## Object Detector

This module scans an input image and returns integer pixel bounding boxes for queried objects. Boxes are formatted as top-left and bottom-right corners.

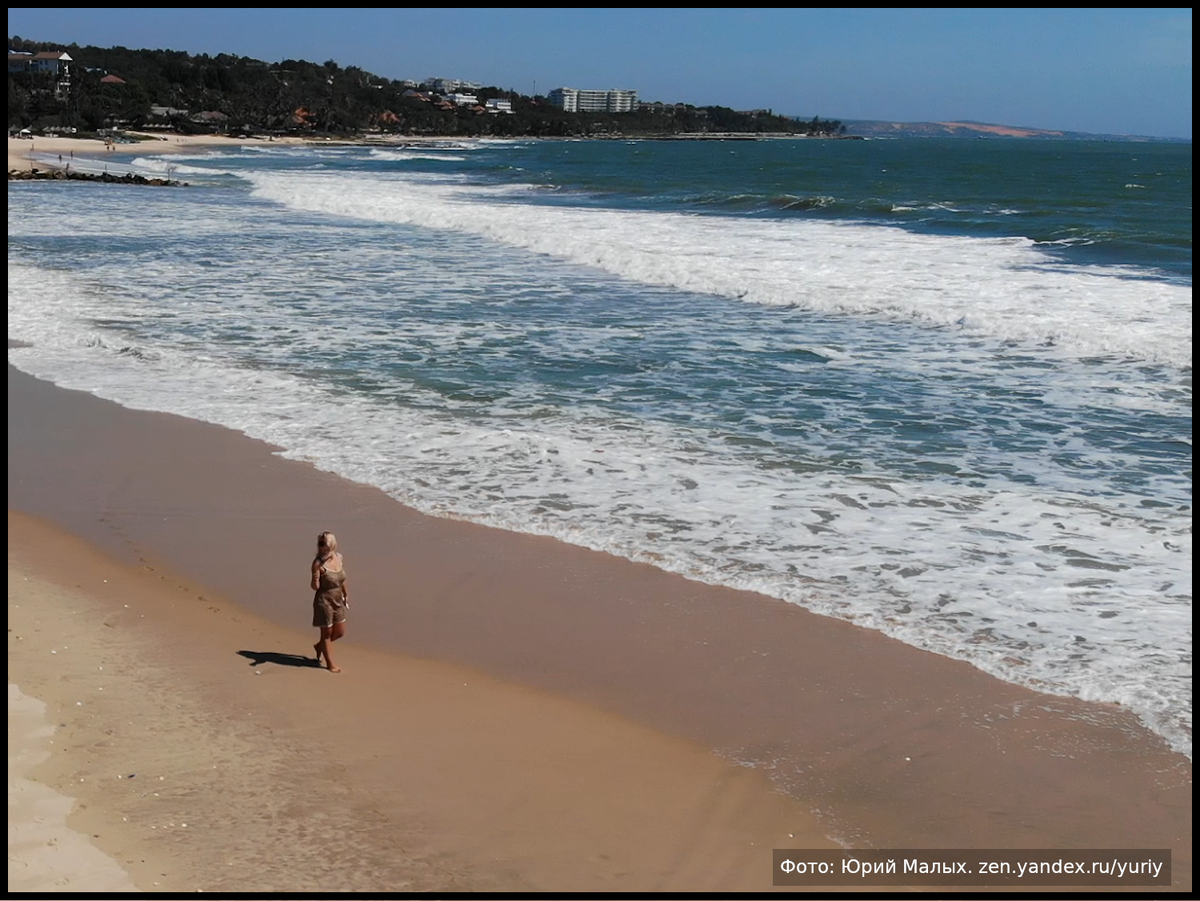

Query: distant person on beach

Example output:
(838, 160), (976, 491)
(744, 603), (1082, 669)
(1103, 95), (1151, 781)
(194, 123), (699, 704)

(311, 531), (349, 672)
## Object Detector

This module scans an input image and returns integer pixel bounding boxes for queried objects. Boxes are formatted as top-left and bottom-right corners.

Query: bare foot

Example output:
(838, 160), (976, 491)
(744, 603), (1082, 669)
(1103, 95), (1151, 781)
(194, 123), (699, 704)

(327, 664), (342, 673)
(313, 643), (323, 663)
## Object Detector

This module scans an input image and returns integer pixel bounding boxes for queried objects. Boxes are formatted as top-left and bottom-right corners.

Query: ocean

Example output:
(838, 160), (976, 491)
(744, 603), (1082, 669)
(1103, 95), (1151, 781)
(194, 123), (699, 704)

(8, 136), (1192, 759)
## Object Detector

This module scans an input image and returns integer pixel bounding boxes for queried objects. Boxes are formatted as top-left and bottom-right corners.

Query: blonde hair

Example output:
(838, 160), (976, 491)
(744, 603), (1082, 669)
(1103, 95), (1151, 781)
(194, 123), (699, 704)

(317, 531), (338, 554)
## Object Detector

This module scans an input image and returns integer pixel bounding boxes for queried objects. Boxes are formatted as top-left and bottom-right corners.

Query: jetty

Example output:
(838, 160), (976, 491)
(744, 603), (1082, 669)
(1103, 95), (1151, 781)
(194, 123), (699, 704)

(8, 167), (186, 186)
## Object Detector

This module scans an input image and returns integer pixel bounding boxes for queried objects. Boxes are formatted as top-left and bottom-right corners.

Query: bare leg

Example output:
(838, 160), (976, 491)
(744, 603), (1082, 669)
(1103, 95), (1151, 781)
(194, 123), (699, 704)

(320, 625), (341, 673)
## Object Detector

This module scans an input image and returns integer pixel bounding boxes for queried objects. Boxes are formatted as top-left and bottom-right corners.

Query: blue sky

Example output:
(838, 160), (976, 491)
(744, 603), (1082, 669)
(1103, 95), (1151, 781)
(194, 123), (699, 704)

(8, 8), (1192, 138)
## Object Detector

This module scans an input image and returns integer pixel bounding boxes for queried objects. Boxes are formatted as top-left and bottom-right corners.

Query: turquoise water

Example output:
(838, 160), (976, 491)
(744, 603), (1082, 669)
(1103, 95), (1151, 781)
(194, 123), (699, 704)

(8, 137), (1192, 756)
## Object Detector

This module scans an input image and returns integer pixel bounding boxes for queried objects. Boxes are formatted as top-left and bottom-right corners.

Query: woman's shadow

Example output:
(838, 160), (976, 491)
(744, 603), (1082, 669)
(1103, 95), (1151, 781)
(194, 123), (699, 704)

(237, 650), (321, 669)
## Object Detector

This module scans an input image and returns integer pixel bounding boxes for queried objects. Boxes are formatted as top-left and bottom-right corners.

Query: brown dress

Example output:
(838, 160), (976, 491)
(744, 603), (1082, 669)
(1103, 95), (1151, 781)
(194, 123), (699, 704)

(312, 561), (347, 628)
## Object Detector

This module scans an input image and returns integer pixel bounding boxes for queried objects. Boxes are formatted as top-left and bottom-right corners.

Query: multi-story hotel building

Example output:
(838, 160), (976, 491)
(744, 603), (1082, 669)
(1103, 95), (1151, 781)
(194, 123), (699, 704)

(548, 87), (638, 113)
(426, 77), (483, 94)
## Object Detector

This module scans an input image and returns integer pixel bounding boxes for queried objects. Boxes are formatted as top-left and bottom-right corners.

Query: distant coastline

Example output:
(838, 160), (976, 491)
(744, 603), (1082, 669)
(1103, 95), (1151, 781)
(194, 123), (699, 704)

(842, 118), (1190, 142)
(5, 130), (870, 178)
(8, 126), (1180, 185)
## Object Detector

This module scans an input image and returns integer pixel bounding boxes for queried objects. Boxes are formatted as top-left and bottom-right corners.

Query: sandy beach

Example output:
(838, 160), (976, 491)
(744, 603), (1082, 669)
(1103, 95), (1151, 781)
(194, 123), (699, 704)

(7, 132), (287, 174)
(11, 508), (842, 892)
(6, 359), (1192, 892)
(8, 682), (141, 893)
(8, 130), (328, 173)
(7, 131), (467, 175)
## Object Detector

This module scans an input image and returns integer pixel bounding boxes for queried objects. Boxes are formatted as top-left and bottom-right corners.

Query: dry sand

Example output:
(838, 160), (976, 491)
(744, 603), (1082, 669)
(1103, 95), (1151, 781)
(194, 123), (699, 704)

(8, 683), (140, 892)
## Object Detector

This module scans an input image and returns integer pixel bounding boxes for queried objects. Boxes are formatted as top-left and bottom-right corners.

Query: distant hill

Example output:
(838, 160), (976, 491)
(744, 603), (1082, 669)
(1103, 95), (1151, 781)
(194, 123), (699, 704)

(841, 119), (1186, 143)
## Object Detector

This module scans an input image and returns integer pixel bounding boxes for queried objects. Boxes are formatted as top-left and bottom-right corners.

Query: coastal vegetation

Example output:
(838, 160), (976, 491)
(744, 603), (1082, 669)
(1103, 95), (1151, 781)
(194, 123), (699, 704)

(7, 37), (844, 138)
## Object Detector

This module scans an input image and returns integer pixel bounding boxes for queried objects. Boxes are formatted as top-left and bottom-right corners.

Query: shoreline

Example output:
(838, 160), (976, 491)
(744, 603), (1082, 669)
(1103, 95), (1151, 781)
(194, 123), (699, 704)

(6, 363), (1192, 890)
(7, 132), (286, 173)
(7, 130), (847, 174)
(8, 132), (450, 174)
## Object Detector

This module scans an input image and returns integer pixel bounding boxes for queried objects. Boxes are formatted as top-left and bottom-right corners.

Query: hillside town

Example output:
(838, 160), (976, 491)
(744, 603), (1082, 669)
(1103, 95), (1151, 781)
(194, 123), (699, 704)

(8, 42), (841, 139)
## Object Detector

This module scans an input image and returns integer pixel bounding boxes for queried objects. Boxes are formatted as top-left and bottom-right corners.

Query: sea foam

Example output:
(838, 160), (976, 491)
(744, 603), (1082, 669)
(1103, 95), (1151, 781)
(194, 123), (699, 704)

(243, 169), (1193, 369)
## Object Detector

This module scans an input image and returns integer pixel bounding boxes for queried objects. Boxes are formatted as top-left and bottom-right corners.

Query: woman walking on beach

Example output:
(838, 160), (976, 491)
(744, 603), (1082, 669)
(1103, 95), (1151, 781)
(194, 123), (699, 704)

(311, 531), (349, 672)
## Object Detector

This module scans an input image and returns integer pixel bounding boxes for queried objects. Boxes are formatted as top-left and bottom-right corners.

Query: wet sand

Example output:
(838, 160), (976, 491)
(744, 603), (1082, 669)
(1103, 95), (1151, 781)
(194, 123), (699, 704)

(7, 363), (1192, 891)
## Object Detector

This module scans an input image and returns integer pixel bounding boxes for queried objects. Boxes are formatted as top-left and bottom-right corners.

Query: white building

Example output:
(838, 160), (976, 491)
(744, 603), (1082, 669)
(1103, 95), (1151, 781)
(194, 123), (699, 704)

(548, 87), (638, 113)
(8, 50), (72, 76)
(485, 98), (514, 114)
(427, 77), (482, 94)
(444, 93), (479, 107)
(9, 51), (73, 100)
